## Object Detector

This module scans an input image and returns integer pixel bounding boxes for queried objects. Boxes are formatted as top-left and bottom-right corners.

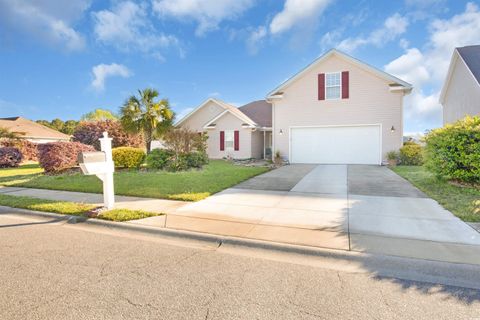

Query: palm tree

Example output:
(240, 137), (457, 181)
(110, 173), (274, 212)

(120, 88), (174, 152)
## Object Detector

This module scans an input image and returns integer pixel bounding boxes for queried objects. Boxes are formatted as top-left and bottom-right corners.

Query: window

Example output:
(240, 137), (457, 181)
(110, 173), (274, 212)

(225, 130), (234, 149)
(325, 72), (341, 99)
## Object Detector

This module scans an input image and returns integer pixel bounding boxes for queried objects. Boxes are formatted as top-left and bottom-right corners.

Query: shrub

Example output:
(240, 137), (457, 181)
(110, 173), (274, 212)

(73, 120), (143, 151)
(146, 149), (174, 169)
(112, 147), (146, 168)
(184, 152), (208, 168)
(38, 141), (94, 173)
(164, 128), (207, 155)
(0, 139), (38, 161)
(424, 115), (480, 183)
(399, 142), (423, 165)
(0, 147), (23, 168)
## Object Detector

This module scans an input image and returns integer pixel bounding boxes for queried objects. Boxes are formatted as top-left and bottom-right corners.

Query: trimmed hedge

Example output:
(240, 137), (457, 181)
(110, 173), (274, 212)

(112, 147), (146, 168)
(424, 115), (480, 183)
(0, 139), (38, 161)
(146, 149), (208, 171)
(38, 141), (94, 173)
(0, 147), (23, 168)
(399, 142), (423, 165)
(73, 120), (143, 150)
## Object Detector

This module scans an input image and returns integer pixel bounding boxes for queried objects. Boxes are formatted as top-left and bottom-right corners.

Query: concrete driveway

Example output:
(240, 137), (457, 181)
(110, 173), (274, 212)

(172, 164), (480, 264)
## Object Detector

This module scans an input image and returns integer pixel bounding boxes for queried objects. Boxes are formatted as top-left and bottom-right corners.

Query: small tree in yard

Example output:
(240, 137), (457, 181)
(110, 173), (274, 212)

(73, 120), (143, 150)
(120, 88), (174, 152)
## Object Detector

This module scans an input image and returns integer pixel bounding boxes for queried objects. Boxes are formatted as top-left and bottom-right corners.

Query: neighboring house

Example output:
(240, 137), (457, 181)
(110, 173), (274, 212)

(176, 48), (412, 164)
(0, 116), (70, 143)
(440, 45), (480, 125)
(176, 99), (272, 159)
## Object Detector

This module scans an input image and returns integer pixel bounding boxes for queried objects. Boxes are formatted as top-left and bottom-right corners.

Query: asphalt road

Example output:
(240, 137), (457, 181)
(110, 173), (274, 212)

(1, 212), (480, 320)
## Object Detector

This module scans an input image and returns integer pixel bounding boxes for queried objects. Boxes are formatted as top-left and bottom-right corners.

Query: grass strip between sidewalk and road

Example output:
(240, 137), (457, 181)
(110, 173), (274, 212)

(391, 166), (480, 223)
(0, 194), (160, 222)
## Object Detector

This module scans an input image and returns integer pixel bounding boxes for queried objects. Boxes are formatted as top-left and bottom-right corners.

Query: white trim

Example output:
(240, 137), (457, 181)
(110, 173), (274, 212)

(175, 97), (257, 128)
(202, 110), (228, 129)
(266, 49), (412, 99)
(288, 123), (383, 165)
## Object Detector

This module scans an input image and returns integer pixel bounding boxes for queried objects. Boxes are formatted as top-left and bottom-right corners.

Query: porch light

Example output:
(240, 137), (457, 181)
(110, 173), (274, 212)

(391, 126), (395, 132)
(279, 129), (283, 135)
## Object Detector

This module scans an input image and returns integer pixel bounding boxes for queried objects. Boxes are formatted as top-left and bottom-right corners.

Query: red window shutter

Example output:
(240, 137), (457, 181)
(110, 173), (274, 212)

(234, 131), (239, 151)
(342, 71), (349, 99)
(220, 131), (225, 151)
(318, 73), (325, 100)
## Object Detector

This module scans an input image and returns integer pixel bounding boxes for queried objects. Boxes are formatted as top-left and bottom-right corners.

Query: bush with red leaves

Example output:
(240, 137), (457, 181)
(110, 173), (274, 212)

(73, 120), (143, 151)
(0, 139), (38, 161)
(38, 142), (94, 173)
(0, 147), (23, 168)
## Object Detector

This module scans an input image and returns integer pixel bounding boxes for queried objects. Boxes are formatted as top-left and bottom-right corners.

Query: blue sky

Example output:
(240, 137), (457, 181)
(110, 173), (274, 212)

(1, 0), (479, 134)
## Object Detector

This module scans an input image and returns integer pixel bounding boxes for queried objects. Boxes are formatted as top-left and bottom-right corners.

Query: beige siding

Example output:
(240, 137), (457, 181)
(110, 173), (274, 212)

(179, 100), (225, 130)
(251, 130), (264, 159)
(273, 54), (404, 162)
(443, 58), (480, 124)
(205, 113), (253, 159)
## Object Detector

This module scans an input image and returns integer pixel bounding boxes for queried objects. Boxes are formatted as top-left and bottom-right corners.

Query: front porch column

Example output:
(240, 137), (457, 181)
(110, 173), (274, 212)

(263, 130), (266, 159)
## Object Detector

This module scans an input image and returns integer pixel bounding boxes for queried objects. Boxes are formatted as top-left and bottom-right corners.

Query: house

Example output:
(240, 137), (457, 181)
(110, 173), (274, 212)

(176, 99), (272, 159)
(176, 49), (412, 164)
(440, 45), (480, 125)
(0, 116), (70, 143)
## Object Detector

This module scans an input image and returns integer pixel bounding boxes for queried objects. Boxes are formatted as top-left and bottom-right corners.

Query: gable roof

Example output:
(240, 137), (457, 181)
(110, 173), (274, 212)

(457, 45), (480, 84)
(440, 45), (480, 104)
(0, 116), (70, 140)
(266, 48), (412, 99)
(175, 98), (257, 128)
(238, 100), (272, 128)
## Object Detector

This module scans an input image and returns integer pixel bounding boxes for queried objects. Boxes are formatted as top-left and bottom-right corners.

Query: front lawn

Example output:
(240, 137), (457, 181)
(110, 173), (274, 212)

(0, 160), (269, 201)
(391, 166), (480, 222)
(0, 194), (158, 221)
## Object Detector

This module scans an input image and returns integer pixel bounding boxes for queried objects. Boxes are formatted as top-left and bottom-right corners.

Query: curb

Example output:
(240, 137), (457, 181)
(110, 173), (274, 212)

(0, 205), (358, 260)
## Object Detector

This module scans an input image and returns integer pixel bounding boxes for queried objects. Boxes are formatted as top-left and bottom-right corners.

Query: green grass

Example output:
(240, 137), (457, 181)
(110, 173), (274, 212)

(0, 160), (269, 201)
(391, 166), (480, 222)
(0, 194), (95, 216)
(99, 209), (158, 222)
(0, 194), (159, 222)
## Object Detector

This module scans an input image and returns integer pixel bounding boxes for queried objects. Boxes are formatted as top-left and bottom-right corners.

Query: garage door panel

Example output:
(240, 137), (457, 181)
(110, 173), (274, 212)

(290, 126), (381, 164)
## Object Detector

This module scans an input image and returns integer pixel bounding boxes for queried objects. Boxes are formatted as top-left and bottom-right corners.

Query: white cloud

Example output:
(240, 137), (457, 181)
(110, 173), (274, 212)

(338, 13), (409, 52)
(175, 107), (194, 122)
(91, 63), (131, 92)
(152, 0), (254, 36)
(0, 0), (88, 51)
(92, 1), (180, 57)
(385, 2), (480, 130)
(270, 0), (332, 35)
(246, 26), (267, 54)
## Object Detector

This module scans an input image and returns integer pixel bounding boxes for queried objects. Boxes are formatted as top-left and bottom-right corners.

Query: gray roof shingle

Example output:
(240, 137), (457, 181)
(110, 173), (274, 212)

(238, 100), (272, 127)
(457, 45), (480, 84)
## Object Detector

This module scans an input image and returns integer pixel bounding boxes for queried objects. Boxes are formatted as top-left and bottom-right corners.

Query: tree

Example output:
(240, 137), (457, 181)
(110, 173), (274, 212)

(120, 88), (174, 152)
(0, 126), (22, 140)
(61, 120), (79, 135)
(36, 120), (53, 128)
(50, 118), (65, 132)
(81, 109), (118, 121)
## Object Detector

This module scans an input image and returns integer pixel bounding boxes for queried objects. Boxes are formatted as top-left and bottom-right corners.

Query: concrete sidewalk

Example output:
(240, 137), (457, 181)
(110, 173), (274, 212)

(0, 186), (186, 214)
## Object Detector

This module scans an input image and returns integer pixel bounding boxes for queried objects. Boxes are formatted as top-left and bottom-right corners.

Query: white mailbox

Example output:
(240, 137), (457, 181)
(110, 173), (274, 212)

(77, 132), (115, 209)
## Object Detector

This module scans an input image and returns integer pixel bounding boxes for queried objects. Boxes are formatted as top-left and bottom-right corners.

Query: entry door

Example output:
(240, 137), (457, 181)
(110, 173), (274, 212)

(290, 125), (381, 164)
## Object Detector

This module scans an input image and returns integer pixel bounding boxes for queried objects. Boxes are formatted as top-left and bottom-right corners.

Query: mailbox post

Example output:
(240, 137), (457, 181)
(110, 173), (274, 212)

(78, 132), (115, 209)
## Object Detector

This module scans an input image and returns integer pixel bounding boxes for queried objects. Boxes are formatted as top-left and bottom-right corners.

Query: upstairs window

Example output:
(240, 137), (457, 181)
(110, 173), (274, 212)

(325, 72), (341, 100)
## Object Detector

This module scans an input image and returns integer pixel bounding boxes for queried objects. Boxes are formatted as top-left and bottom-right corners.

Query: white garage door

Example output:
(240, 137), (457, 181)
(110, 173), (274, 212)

(290, 125), (381, 164)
